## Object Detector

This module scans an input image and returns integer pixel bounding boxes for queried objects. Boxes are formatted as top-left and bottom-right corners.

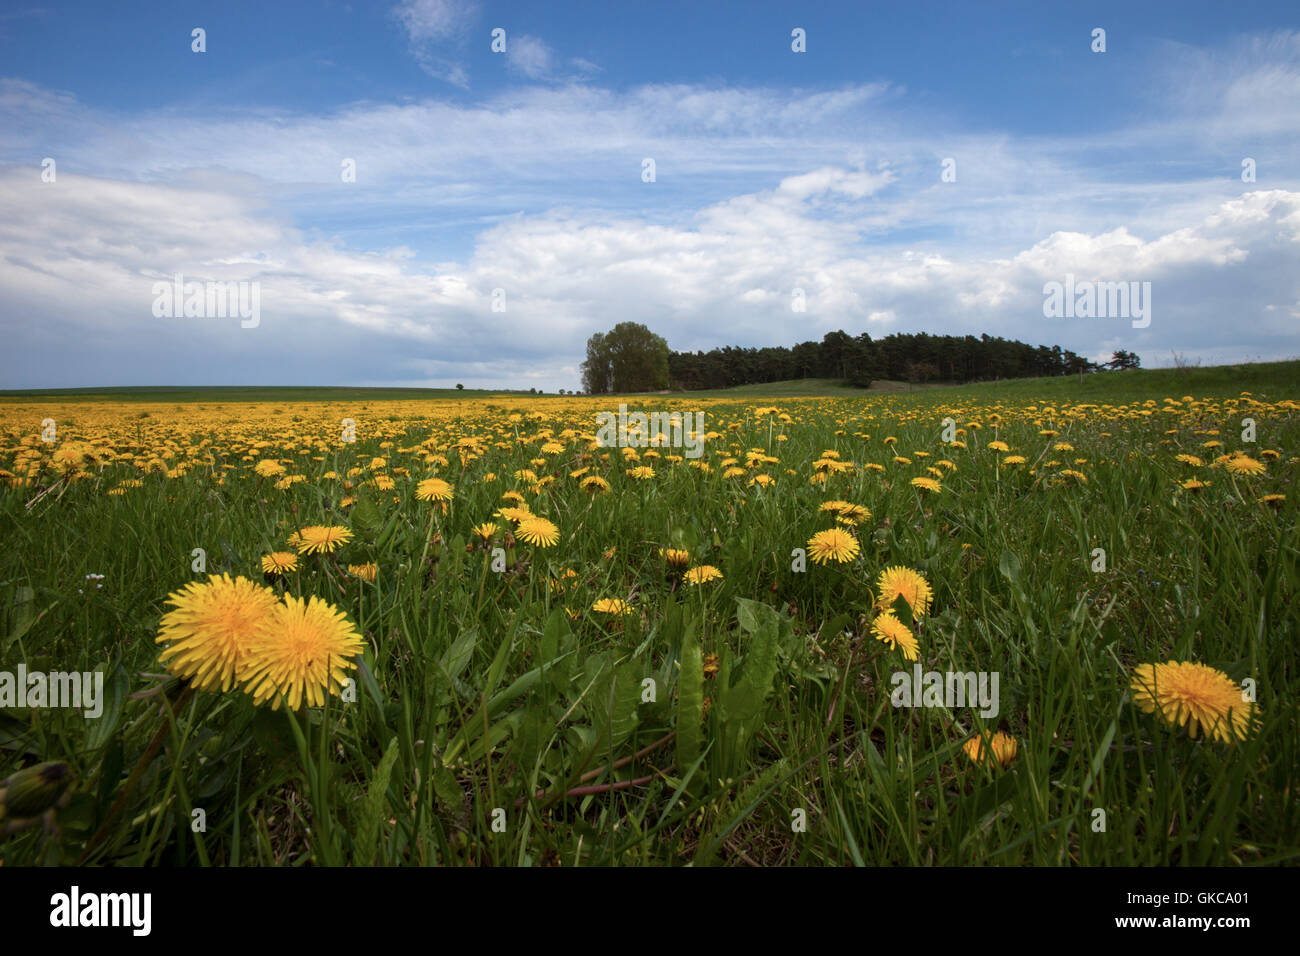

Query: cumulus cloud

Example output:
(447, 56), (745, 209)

(1, 162), (1296, 389)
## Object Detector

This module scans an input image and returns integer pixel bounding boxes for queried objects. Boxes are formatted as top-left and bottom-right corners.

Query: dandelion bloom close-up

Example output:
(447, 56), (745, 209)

(875, 566), (932, 617)
(1223, 456), (1266, 477)
(294, 525), (354, 555)
(806, 528), (860, 565)
(870, 611), (919, 660)
(1130, 661), (1256, 742)
(684, 565), (723, 585)
(415, 477), (455, 501)
(242, 595), (366, 711)
(155, 574), (280, 692)
(261, 552), (298, 575)
(516, 515), (560, 547)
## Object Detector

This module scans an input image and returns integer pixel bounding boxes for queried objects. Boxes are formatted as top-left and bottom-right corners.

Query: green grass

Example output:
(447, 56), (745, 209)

(0, 367), (1297, 866)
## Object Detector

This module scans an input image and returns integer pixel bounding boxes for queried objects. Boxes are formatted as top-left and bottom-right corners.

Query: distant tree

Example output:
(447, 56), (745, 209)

(1106, 349), (1141, 370)
(456, 383), (464, 390)
(581, 321), (670, 393)
(582, 331), (612, 394)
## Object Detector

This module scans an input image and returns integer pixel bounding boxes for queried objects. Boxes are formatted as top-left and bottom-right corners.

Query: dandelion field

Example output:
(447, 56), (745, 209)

(1, 372), (1298, 867)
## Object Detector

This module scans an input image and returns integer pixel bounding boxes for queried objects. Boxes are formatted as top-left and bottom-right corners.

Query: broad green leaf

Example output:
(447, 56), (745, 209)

(351, 491), (383, 535)
(675, 628), (704, 774)
(734, 596), (774, 634)
(998, 549), (1022, 586)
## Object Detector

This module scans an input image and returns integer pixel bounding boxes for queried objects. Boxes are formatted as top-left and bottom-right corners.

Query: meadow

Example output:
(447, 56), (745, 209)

(1, 367), (1297, 866)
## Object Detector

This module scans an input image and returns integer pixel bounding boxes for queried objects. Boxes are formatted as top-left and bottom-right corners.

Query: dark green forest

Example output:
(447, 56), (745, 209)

(668, 330), (1133, 390)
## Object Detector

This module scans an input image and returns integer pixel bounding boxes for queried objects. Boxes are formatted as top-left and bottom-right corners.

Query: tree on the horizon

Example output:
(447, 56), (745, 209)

(1106, 349), (1141, 370)
(581, 322), (670, 393)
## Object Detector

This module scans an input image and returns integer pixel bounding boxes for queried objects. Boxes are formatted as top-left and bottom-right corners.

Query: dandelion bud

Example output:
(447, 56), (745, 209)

(0, 761), (75, 822)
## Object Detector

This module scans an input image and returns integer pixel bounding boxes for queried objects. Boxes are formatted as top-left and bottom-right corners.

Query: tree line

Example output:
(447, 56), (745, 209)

(668, 331), (1137, 390)
(581, 323), (1138, 394)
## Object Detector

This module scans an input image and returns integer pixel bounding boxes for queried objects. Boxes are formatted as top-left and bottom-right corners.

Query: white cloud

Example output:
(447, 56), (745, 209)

(392, 0), (478, 86)
(1, 164), (1296, 389)
(506, 35), (555, 80)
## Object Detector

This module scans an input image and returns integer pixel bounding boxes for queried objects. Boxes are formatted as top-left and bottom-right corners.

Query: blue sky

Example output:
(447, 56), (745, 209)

(1, 0), (1297, 389)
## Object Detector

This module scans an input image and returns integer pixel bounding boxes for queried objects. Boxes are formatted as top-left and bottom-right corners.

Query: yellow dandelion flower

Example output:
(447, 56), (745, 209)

(495, 505), (533, 523)
(806, 528), (860, 565)
(870, 611), (919, 660)
(261, 552), (299, 576)
(1224, 456), (1266, 477)
(348, 562), (378, 582)
(516, 515), (560, 548)
(875, 566), (932, 617)
(243, 596), (366, 711)
(155, 574), (279, 692)
(910, 476), (942, 493)
(964, 731), (1018, 768)
(1130, 661), (1256, 742)
(415, 477), (454, 501)
(592, 598), (632, 615)
(684, 565), (723, 585)
(295, 525), (354, 555)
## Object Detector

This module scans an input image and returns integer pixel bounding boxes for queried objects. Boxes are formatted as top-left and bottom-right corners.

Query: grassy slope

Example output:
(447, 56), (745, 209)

(5, 360), (1296, 405)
